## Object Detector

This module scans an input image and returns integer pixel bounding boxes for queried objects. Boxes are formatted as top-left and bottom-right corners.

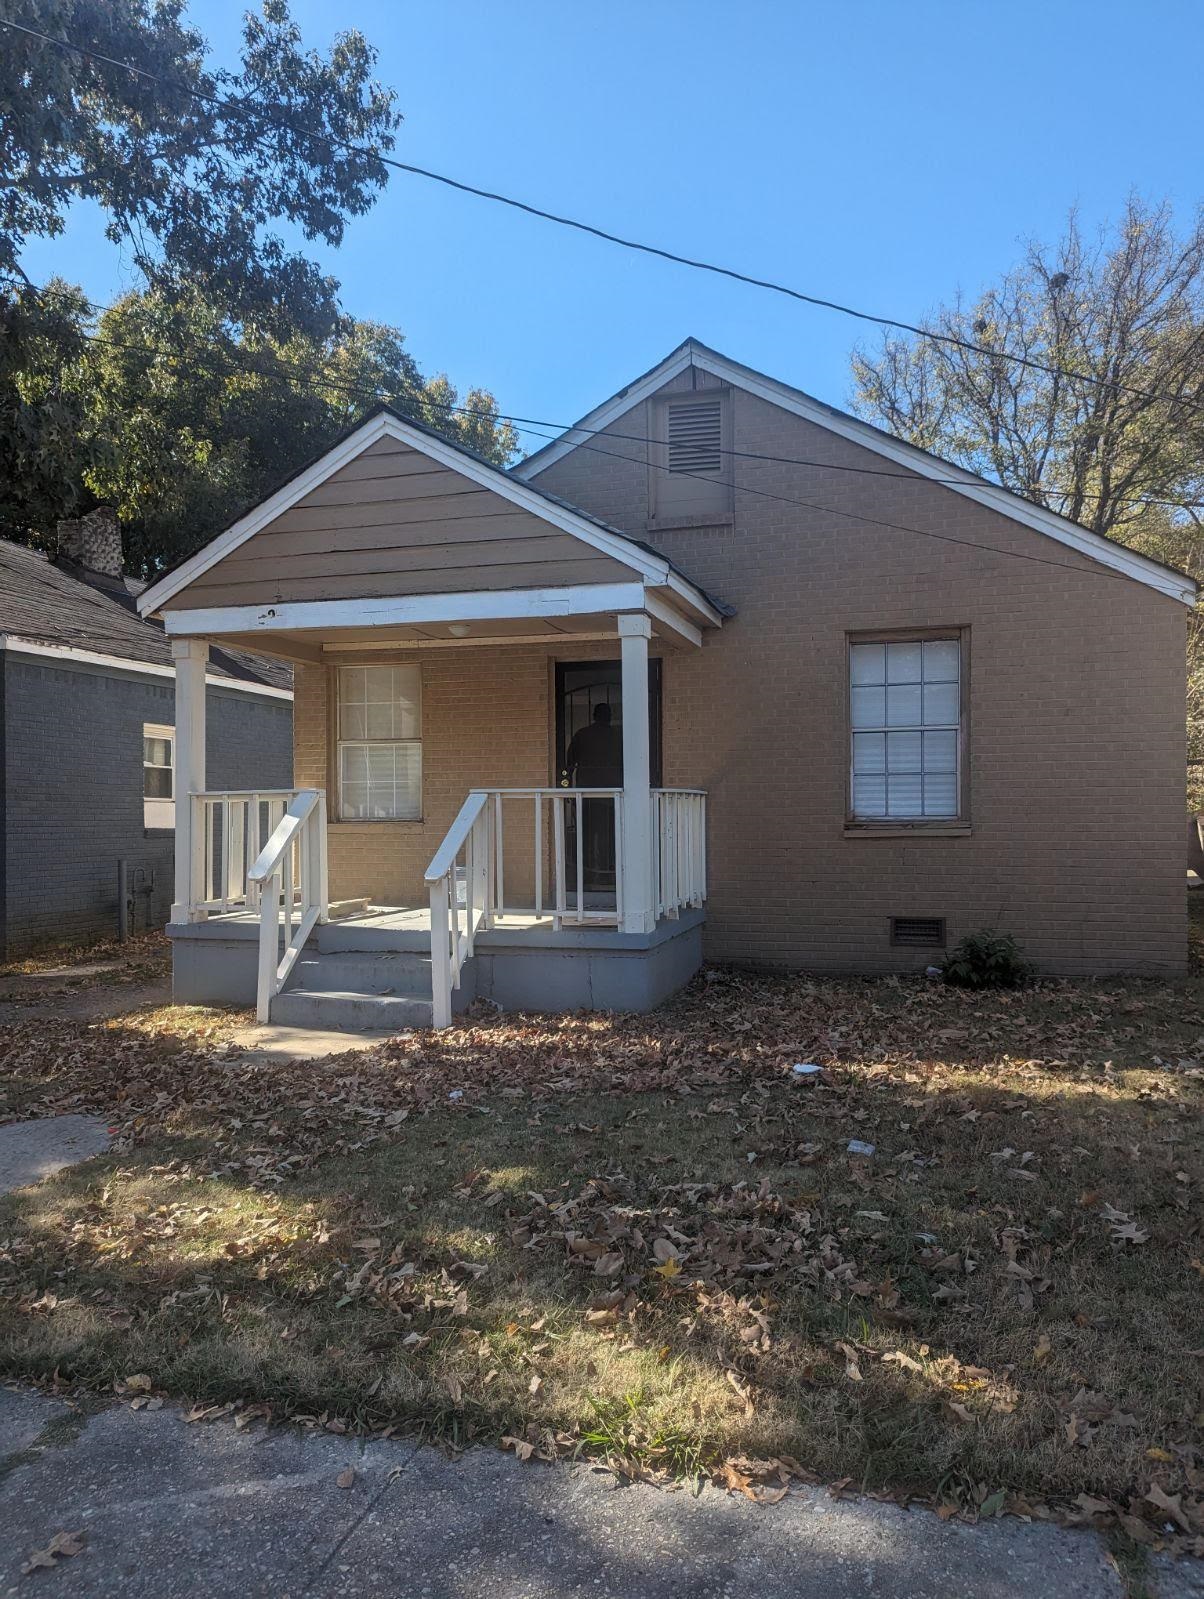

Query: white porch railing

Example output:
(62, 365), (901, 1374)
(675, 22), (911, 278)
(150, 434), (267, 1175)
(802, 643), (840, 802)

(246, 789), (329, 1022)
(424, 787), (626, 1028)
(653, 789), (707, 919)
(190, 790), (298, 913)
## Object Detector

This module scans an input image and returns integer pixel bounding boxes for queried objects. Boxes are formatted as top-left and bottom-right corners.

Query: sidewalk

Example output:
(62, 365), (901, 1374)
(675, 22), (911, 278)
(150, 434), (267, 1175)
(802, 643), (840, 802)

(2, 1390), (1201, 1599)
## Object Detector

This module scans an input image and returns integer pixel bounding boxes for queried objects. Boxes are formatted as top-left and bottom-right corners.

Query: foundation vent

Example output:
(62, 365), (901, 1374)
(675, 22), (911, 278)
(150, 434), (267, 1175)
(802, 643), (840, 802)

(890, 916), (946, 948)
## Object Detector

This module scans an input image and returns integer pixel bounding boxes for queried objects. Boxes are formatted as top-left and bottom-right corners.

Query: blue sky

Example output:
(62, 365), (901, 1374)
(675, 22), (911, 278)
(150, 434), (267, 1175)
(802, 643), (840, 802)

(20, 0), (1204, 448)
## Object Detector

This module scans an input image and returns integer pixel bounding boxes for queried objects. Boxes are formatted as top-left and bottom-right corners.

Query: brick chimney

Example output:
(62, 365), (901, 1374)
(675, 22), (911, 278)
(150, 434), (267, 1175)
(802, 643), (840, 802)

(56, 506), (124, 579)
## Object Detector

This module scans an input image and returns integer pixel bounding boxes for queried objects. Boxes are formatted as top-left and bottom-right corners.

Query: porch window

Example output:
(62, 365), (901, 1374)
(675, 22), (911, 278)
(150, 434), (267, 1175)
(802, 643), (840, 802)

(337, 665), (422, 821)
(143, 723), (174, 829)
(849, 637), (962, 821)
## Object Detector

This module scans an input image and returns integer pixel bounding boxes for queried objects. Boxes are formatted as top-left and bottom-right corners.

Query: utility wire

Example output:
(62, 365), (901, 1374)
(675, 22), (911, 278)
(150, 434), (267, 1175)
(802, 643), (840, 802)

(6, 272), (1203, 519)
(5, 16), (1204, 419)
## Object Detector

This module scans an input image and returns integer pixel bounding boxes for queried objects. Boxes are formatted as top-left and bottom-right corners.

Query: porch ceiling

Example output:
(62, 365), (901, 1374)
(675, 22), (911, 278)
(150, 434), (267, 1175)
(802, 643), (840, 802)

(199, 602), (698, 666)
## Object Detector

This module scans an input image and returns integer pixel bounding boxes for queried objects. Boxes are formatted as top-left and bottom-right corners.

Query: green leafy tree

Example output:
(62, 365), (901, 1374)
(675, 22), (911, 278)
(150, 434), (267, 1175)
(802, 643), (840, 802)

(0, 2), (517, 569)
(78, 288), (518, 576)
(1, 0), (399, 336)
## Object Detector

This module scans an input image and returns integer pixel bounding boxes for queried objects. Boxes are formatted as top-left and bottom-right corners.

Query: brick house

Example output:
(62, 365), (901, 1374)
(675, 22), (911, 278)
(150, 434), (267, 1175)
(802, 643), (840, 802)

(137, 341), (1196, 1030)
(0, 514), (293, 956)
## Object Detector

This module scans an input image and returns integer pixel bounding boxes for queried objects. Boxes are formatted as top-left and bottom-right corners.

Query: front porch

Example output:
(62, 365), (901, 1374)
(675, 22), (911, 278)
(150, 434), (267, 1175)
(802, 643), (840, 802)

(138, 405), (724, 1030)
(168, 776), (708, 1029)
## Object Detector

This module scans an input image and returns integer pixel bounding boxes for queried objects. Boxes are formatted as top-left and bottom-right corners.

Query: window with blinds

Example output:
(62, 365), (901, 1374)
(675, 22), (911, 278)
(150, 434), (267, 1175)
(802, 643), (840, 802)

(337, 664), (422, 820)
(849, 638), (962, 820)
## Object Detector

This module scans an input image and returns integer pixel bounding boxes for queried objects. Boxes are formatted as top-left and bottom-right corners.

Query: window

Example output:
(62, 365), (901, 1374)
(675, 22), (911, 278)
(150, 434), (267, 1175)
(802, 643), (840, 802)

(143, 723), (174, 828)
(649, 390), (732, 524)
(849, 637), (962, 821)
(337, 665), (422, 820)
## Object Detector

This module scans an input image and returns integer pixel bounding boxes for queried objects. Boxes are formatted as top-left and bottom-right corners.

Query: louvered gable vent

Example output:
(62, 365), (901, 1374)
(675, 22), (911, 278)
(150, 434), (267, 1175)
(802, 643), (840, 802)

(667, 398), (723, 476)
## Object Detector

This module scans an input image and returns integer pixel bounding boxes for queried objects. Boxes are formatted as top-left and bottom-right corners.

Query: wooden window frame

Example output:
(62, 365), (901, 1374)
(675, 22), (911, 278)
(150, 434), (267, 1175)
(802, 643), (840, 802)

(335, 663), (423, 823)
(844, 626), (971, 837)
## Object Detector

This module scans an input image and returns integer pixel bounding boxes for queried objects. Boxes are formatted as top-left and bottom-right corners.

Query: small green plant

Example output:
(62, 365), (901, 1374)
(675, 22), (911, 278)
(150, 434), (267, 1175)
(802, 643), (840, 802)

(940, 928), (1031, 989)
(576, 1391), (710, 1483)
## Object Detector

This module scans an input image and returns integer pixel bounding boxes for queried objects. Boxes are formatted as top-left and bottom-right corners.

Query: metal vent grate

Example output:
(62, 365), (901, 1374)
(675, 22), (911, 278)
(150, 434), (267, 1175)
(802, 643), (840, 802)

(890, 916), (946, 948)
(667, 398), (723, 475)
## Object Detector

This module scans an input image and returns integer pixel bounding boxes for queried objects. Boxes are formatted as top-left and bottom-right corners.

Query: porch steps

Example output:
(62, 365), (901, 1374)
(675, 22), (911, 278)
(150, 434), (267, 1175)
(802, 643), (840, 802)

(270, 945), (436, 1032)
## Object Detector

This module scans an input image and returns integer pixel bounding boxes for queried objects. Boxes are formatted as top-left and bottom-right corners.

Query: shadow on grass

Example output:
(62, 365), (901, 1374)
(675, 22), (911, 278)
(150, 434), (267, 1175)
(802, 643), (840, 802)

(0, 981), (1200, 1526)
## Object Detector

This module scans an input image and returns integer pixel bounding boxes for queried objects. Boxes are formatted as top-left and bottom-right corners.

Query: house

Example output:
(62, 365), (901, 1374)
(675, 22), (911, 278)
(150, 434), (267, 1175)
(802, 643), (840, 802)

(136, 340), (1197, 1030)
(0, 510), (293, 956)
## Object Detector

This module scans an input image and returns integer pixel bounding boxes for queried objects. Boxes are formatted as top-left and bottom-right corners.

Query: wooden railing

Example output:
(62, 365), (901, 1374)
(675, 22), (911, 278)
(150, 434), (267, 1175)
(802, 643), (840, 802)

(424, 787), (625, 1028)
(653, 789), (707, 919)
(190, 790), (297, 914)
(424, 791), (491, 1030)
(246, 789), (329, 1022)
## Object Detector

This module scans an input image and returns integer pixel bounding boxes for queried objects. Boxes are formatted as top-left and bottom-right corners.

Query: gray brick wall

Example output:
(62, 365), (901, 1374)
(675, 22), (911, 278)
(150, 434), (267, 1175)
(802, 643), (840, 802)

(1, 656), (292, 955)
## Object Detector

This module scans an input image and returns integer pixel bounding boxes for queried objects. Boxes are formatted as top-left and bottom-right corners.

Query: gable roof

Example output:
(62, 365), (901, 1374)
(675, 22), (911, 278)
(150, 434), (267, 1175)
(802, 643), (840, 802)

(0, 540), (293, 691)
(138, 405), (725, 624)
(514, 338), (1197, 607)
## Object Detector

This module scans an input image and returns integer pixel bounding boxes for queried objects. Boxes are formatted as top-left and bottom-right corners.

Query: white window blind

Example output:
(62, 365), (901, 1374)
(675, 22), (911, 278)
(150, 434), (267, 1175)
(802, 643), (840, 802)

(337, 665), (422, 820)
(850, 639), (960, 819)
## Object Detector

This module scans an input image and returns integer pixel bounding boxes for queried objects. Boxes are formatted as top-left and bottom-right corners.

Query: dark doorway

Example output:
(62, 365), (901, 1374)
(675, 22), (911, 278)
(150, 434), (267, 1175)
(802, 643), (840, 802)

(554, 660), (662, 891)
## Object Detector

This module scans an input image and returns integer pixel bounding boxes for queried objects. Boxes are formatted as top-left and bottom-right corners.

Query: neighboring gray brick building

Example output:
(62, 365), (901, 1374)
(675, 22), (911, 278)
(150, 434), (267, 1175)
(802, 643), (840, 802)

(0, 517), (292, 956)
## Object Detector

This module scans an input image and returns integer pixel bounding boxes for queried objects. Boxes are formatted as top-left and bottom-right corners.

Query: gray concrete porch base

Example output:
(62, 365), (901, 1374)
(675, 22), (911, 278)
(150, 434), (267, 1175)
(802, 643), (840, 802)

(167, 907), (704, 1020)
(472, 908), (704, 1013)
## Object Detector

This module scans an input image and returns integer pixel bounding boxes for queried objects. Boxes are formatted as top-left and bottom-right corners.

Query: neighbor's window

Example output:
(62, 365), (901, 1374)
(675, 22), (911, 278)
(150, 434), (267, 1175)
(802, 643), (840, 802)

(143, 723), (174, 829)
(337, 665), (422, 820)
(849, 638), (961, 820)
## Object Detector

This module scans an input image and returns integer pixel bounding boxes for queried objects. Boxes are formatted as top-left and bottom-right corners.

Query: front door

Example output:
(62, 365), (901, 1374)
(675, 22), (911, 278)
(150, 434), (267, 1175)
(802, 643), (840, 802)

(554, 661), (662, 891)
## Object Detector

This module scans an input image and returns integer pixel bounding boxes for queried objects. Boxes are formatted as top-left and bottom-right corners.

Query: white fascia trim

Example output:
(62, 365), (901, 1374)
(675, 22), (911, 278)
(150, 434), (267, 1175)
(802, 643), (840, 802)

(137, 411), (677, 616)
(0, 636), (293, 700)
(161, 582), (655, 637)
(516, 345), (1197, 606)
(643, 592), (702, 648)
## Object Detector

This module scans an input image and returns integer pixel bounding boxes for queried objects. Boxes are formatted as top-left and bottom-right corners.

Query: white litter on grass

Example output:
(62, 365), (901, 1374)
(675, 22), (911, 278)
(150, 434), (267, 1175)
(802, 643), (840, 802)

(791, 1063), (822, 1078)
(847, 1140), (876, 1158)
(448, 1089), (464, 1102)
(925, 966), (942, 977)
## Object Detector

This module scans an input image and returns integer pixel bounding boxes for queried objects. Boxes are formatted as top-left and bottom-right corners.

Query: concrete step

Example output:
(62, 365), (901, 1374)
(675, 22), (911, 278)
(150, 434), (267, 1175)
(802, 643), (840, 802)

(315, 921), (430, 954)
(269, 988), (433, 1032)
(287, 952), (433, 998)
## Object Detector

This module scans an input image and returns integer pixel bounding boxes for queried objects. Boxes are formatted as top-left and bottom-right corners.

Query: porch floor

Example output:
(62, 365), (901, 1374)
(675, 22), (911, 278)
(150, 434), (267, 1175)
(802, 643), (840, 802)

(203, 904), (618, 938)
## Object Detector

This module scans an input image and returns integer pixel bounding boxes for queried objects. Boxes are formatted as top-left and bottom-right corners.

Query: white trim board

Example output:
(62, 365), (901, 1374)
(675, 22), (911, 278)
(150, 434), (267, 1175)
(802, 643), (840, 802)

(159, 582), (703, 641)
(0, 636), (294, 700)
(513, 339), (1197, 607)
(135, 410), (720, 617)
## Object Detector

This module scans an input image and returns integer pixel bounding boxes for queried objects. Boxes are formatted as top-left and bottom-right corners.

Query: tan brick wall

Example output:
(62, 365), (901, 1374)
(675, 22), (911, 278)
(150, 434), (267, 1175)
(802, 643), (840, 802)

(293, 639), (662, 908)
(529, 380), (1188, 976)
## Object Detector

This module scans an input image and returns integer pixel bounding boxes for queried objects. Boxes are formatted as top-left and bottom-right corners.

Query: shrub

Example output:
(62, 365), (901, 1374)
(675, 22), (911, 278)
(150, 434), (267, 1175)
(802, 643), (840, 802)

(940, 929), (1031, 989)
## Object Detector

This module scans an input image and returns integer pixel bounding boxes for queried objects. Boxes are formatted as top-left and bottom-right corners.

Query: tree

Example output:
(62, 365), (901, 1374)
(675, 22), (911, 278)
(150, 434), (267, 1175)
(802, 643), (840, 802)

(851, 198), (1204, 539)
(0, 3), (517, 571)
(76, 288), (518, 577)
(1, 0), (400, 337)
(852, 198), (1204, 805)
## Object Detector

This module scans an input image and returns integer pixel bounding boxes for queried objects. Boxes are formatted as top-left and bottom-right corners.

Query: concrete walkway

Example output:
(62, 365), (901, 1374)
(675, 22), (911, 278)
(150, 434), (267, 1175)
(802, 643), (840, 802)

(1, 1391), (1200, 1599)
(0, 1113), (111, 1192)
(0, 977), (170, 1029)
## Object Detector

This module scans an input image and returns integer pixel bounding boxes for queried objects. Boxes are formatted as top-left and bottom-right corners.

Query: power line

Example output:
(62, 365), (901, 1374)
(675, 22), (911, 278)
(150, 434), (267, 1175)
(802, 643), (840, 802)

(515, 423), (1198, 592)
(6, 272), (1203, 519)
(5, 16), (1204, 420)
(9, 290), (1196, 591)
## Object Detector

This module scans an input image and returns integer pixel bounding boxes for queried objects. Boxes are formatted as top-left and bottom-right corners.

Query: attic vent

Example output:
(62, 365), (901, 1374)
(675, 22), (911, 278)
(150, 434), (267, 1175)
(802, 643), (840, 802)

(667, 398), (723, 475)
(890, 916), (946, 948)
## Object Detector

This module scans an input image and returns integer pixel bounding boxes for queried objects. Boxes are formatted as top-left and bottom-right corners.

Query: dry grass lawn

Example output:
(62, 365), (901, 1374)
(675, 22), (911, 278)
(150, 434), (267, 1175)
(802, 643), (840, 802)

(0, 951), (1201, 1555)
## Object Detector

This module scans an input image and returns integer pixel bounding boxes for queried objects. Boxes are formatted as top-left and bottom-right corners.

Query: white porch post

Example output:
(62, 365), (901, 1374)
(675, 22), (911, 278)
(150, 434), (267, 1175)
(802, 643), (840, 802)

(171, 638), (208, 923)
(618, 613), (655, 934)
